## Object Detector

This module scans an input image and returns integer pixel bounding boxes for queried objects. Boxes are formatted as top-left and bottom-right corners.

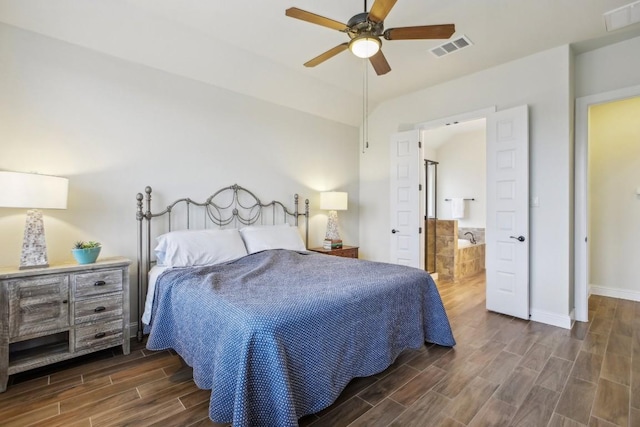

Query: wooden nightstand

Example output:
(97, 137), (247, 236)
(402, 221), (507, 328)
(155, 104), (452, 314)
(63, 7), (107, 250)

(309, 245), (359, 259)
(0, 257), (130, 392)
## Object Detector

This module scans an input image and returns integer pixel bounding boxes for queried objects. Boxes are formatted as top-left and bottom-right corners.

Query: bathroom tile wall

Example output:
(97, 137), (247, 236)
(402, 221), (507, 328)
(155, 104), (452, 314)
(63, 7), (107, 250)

(425, 219), (436, 272)
(435, 220), (457, 280)
(458, 227), (485, 244)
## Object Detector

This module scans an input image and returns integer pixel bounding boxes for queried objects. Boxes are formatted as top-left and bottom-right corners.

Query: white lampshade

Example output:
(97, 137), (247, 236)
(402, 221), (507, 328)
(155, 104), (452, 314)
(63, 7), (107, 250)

(0, 171), (69, 269)
(320, 192), (348, 211)
(349, 35), (381, 59)
(0, 171), (68, 209)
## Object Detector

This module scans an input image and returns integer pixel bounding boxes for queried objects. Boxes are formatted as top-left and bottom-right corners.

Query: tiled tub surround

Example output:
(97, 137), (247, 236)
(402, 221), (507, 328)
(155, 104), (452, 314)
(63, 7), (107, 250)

(455, 240), (485, 279)
(426, 220), (485, 281)
(456, 227), (485, 280)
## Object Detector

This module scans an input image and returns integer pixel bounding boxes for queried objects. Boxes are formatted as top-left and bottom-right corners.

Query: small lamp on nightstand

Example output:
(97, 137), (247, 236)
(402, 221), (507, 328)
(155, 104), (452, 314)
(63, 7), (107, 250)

(320, 191), (347, 249)
(0, 171), (69, 269)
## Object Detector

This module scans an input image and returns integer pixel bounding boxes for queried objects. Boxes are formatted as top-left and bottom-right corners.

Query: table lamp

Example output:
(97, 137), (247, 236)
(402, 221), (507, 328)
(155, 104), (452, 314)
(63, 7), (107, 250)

(0, 171), (69, 269)
(320, 191), (347, 249)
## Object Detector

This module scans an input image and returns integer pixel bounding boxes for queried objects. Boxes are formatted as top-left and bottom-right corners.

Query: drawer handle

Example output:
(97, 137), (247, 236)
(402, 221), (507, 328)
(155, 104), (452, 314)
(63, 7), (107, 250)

(62, 299), (68, 304)
(94, 280), (106, 286)
(94, 306), (106, 312)
(95, 332), (106, 339)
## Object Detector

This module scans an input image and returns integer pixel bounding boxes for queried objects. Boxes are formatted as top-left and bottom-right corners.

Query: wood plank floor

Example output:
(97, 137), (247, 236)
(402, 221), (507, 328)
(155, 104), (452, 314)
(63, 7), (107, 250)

(3, 272), (639, 426)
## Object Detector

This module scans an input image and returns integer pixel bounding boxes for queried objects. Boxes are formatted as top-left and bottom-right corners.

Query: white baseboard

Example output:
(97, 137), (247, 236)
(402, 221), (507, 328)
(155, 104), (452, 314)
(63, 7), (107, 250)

(530, 309), (572, 329)
(590, 285), (640, 302)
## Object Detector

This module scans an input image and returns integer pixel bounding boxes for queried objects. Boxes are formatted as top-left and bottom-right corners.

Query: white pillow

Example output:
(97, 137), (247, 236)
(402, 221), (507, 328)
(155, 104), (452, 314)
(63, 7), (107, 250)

(155, 229), (248, 267)
(239, 224), (306, 254)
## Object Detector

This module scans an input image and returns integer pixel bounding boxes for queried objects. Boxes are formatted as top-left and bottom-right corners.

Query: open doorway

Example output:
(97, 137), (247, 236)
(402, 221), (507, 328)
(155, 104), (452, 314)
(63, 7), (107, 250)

(575, 93), (640, 320)
(390, 105), (530, 319)
(421, 118), (487, 281)
(575, 87), (640, 321)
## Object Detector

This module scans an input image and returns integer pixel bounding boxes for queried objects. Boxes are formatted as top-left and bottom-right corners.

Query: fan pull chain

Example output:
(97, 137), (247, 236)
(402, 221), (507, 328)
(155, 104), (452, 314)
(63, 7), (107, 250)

(362, 0), (368, 153)
(362, 59), (369, 153)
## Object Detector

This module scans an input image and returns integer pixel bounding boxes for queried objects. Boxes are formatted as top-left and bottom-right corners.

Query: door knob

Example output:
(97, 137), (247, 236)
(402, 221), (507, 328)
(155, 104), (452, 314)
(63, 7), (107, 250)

(510, 235), (525, 242)
(391, 229), (399, 234)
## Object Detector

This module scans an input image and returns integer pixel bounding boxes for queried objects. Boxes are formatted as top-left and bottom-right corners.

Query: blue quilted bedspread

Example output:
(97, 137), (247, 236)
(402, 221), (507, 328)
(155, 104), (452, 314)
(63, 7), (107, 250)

(146, 250), (455, 427)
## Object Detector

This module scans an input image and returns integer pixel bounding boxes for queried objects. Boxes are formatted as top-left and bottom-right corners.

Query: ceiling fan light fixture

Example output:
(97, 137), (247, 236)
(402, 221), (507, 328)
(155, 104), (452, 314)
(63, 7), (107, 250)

(349, 35), (381, 58)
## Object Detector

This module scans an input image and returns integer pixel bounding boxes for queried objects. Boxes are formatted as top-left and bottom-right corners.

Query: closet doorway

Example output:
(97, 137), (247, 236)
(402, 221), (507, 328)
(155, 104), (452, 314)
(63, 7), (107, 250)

(575, 88), (640, 321)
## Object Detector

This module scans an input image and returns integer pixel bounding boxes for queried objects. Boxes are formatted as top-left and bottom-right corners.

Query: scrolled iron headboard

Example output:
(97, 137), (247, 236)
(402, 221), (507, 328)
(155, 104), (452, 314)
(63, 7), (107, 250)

(135, 184), (309, 341)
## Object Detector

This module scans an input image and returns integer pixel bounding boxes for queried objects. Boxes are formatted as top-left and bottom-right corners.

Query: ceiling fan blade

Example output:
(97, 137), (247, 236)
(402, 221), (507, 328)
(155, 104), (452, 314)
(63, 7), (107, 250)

(368, 0), (398, 23)
(304, 43), (350, 67)
(285, 7), (347, 32)
(369, 50), (391, 75)
(384, 24), (455, 40)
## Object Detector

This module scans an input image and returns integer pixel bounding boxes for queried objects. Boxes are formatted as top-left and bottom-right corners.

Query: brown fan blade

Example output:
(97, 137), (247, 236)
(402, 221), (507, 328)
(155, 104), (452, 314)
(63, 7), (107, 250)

(368, 0), (398, 23)
(285, 7), (347, 32)
(384, 24), (455, 40)
(304, 43), (349, 67)
(369, 50), (391, 76)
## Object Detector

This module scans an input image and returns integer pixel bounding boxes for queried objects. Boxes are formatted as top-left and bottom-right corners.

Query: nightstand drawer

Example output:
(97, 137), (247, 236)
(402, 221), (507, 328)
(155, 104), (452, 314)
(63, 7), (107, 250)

(335, 247), (358, 258)
(74, 319), (123, 352)
(308, 246), (359, 259)
(74, 294), (123, 324)
(73, 269), (123, 299)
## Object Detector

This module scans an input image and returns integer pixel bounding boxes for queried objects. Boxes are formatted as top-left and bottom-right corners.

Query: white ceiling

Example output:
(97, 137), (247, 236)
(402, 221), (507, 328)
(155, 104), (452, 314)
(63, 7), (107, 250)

(2, 0), (640, 126)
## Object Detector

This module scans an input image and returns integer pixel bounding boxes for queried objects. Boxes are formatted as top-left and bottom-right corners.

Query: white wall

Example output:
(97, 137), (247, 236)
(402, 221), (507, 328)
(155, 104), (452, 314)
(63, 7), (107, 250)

(588, 97), (640, 295)
(0, 24), (360, 322)
(433, 128), (486, 227)
(575, 36), (640, 98)
(359, 45), (573, 323)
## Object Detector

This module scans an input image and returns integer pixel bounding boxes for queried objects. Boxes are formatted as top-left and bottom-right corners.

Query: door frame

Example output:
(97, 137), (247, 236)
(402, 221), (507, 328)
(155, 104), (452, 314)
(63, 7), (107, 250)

(415, 107), (496, 131)
(574, 84), (640, 322)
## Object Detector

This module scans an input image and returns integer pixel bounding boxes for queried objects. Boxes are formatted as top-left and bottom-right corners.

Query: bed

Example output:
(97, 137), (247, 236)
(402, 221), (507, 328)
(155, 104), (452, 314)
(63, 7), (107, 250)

(136, 184), (455, 427)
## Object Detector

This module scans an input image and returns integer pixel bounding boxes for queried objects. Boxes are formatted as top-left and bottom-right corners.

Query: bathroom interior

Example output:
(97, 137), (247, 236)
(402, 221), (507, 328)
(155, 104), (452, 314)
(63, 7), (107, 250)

(423, 119), (486, 282)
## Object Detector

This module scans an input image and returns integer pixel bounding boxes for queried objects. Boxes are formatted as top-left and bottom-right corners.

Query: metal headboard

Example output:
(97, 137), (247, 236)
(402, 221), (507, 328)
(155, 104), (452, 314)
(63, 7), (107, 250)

(135, 184), (310, 341)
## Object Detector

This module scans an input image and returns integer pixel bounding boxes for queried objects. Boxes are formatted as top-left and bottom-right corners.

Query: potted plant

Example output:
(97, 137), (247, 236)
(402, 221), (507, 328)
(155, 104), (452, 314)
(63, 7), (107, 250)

(72, 241), (102, 264)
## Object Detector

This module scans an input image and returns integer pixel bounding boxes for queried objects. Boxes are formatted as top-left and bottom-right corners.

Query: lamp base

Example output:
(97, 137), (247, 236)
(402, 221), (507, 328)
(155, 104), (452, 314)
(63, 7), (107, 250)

(19, 209), (50, 270)
(324, 210), (343, 243)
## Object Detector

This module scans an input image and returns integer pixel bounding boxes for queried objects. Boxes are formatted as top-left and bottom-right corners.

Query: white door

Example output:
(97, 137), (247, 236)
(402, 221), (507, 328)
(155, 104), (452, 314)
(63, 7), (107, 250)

(389, 130), (422, 268)
(486, 105), (530, 319)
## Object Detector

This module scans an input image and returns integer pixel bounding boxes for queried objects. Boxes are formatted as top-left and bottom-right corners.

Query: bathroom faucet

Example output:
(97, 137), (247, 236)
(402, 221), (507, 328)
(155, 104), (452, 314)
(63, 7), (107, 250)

(464, 232), (477, 244)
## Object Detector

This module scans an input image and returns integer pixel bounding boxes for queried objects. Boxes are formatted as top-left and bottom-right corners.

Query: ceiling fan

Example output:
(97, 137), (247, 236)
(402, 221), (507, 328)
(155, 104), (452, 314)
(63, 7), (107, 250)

(285, 0), (455, 76)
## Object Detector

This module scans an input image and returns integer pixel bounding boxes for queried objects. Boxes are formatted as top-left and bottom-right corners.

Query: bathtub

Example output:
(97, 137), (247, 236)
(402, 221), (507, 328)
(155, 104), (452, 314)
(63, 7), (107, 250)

(458, 238), (475, 248)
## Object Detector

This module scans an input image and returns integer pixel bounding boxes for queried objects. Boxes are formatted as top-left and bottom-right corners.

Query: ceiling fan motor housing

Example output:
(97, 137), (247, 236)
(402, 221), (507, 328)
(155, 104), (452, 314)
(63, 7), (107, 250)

(346, 12), (384, 39)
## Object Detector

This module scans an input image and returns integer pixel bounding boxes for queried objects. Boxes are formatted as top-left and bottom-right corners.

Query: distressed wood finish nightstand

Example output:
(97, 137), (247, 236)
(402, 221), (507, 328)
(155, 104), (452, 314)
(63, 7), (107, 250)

(308, 246), (359, 259)
(0, 257), (130, 392)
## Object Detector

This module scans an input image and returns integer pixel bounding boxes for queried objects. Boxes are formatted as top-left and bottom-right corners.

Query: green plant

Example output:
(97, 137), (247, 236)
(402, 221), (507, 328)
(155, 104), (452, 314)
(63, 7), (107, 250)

(73, 241), (101, 250)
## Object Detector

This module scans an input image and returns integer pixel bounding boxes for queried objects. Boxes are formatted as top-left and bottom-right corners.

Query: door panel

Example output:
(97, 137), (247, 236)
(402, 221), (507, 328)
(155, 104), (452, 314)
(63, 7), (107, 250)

(389, 130), (422, 268)
(486, 105), (530, 319)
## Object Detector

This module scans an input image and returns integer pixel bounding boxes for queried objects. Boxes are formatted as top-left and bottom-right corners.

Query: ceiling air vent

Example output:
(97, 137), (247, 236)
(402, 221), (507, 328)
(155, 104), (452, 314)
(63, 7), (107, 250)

(430, 35), (473, 58)
(604, 0), (640, 32)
